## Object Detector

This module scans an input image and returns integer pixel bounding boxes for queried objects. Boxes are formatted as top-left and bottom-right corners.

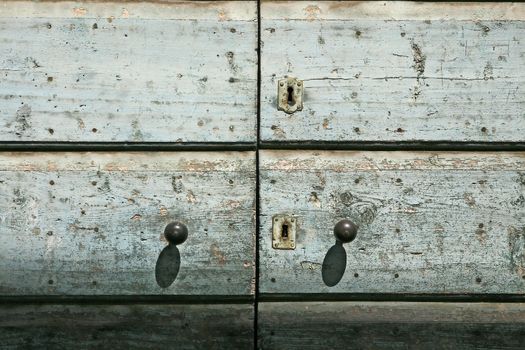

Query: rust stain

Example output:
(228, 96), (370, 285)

(223, 199), (241, 209)
(463, 193), (476, 207)
(73, 7), (88, 16)
(28, 0), (226, 5)
(179, 160), (224, 172)
(217, 8), (229, 21)
(475, 226), (487, 243)
(103, 163), (129, 172)
(308, 192), (321, 208)
(159, 206), (168, 216)
(130, 213), (142, 221)
(328, 1), (367, 11)
(186, 190), (197, 203)
(303, 5), (321, 21)
(395, 206), (417, 214)
(46, 162), (58, 171)
(210, 243), (226, 265)
(15, 164), (38, 171)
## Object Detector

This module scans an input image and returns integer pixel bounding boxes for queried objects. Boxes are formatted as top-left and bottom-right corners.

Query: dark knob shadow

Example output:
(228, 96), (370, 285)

(155, 244), (181, 288)
(321, 241), (347, 287)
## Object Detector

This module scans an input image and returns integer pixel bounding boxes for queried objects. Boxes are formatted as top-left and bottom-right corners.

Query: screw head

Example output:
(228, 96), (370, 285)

(334, 219), (358, 243)
(164, 221), (188, 245)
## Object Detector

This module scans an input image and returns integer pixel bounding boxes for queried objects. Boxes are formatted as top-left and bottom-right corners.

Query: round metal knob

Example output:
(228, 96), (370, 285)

(334, 219), (358, 243)
(164, 222), (188, 245)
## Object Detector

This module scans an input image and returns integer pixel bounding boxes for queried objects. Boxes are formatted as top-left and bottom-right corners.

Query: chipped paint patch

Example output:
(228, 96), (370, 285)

(303, 5), (321, 21)
(73, 7), (87, 17)
(300, 260), (322, 271)
(508, 226), (525, 278)
(211, 243), (227, 265)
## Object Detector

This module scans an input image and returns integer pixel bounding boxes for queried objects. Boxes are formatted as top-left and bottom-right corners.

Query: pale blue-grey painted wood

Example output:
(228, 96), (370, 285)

(259, 150), (525, 294)
(261, 1), (525, 142)
(0, 1), (257, 142)
(0, 151), (255, 295)
(1, 303), (253, 349)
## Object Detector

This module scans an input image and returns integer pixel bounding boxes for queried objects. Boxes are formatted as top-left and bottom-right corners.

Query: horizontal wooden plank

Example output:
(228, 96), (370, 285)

(261, 1), (525, 21)
(0, 303), (253, 349)
(0, 1), (256, 20)
(259, 301), (525, 350)
(259, 150), (525, 294)
(0, 152), (256, 295)
(261, 1), (525, 143)
(0, 1), (257, 142)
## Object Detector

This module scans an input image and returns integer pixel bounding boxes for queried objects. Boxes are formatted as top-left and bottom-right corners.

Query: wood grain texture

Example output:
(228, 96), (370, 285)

(259, 150), (525, 294)
(261, 1), (525, 142)
(0, 1), (257, 142)
(0, 152), (256, 295)
(258, 301), (525, 350)
(0, 303), (253, 349)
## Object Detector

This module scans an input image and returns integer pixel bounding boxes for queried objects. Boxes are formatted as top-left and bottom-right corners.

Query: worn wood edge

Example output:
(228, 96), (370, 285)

(258, 293), (525, 303)
(0, 295), (255, 304)
(259, 150), (525, 171)
(0, 1), (257, 20)
(261, 1), (525, 21)
(0, 151), (256, 172)
(0, 302), (255, 327)
(259, 142), (525, 152)
(258, 301), (525, 323)
(0, 142), (256, 152)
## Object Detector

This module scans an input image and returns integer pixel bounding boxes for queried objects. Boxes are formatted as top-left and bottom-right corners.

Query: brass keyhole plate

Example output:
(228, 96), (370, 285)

(277, 77), (303, 114)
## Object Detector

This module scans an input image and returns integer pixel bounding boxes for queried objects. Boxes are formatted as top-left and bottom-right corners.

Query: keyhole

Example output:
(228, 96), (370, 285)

(287, 86), (294, 106)
(282, 224), (289, 240)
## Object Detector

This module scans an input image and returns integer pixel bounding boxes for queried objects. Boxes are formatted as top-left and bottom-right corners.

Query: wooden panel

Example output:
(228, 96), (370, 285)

(0, 152), (255, 295)
(0, 303), (253, 349)
(261, 1), (525, 142)
(259, 150), (525, 294)
(0, 1), (257, 142)
(259, 302), (525, 350)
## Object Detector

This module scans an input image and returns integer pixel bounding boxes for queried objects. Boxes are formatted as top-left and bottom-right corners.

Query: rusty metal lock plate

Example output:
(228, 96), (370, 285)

(277, 77), (303, 114)
(272, 214), (297, 250)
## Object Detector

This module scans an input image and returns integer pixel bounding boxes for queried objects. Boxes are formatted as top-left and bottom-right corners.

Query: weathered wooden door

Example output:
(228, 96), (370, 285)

(258, 1), (525, 349)
(0, 1), (257, 348)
